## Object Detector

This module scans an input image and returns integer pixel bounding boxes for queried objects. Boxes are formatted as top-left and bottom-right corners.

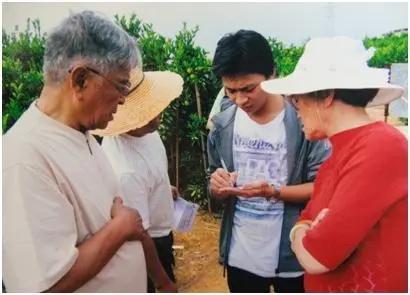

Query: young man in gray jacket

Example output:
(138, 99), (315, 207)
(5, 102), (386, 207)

(207, 30), (330, 293)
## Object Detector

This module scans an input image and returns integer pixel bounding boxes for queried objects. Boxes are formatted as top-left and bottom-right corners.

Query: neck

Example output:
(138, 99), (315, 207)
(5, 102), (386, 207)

(248, 93), (284, 123)
(325, 103), (373, 137)
(37, 85), (84, 132)
(127, 128), (150, 137)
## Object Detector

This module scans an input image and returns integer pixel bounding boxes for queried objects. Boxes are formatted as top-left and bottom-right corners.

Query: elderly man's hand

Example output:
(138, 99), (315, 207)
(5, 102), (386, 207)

(210, 168), (238, 198)
(111, 196), (145, 241)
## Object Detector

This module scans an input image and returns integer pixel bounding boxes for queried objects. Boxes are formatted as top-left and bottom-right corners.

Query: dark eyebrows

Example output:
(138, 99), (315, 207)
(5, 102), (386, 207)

(225, 83), (258, 93)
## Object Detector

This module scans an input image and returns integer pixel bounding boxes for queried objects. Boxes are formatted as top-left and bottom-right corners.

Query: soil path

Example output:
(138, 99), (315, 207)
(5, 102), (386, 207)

(174, 212), (229, 292)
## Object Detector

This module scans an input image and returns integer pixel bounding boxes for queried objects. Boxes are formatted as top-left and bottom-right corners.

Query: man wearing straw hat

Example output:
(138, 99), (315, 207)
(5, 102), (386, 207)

(93, 67), (183, 292)
(3, 11), (150, 292)
(207, 30), (330, 293)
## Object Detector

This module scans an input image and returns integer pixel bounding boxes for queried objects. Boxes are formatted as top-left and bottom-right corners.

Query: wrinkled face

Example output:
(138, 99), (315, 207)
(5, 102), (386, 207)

(289, 94), (327, 141)
(222, 74), (269, 115)
(75, 67), (131, 131)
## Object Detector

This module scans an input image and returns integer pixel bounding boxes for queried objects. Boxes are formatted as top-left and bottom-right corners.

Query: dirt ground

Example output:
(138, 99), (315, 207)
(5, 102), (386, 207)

(173, 212), (229, 292)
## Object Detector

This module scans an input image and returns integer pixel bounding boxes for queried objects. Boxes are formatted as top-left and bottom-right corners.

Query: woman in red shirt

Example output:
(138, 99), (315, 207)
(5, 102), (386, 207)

(261, 36), (407, 292)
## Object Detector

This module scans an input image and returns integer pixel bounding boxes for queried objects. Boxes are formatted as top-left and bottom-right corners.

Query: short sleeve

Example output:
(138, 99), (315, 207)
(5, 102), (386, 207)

(3, 164), (79, 292)
(119, 172), (151, 230)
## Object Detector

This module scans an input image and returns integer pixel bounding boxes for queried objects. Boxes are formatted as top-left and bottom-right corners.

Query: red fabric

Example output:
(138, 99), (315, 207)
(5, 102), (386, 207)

(299, 122), (408, 292)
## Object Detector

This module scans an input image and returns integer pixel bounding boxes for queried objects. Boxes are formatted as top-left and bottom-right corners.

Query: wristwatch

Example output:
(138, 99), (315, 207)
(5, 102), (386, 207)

(267, 183), (281, 201)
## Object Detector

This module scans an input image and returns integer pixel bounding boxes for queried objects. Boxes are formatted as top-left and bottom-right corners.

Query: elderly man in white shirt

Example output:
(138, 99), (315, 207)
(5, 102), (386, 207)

(3, 10), (176, 293)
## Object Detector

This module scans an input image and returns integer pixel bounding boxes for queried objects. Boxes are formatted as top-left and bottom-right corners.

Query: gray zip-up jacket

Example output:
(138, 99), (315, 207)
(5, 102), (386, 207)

(207, 101), (330, 274)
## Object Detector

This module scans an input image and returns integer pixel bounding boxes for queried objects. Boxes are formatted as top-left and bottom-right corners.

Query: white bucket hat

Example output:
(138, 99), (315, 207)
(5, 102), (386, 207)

(261, 36), (404, 107)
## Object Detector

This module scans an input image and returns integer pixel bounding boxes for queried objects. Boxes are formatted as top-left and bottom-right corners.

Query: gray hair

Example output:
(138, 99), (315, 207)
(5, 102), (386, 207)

(43, 10), (141, 83)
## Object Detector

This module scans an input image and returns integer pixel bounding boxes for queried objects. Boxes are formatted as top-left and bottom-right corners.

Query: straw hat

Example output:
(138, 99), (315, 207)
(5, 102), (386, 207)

(261, 36), (404, 107)
(91, 67), (183, 136)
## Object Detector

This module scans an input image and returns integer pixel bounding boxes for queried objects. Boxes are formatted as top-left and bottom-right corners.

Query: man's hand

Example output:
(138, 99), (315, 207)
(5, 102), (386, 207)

(171, 186), (180, 200)
(157, 280), (178, 293)
(46, 197), (147, 292)
(209, 168), (238, 198)
(140, 235), (178, 293)
(111, 196), (145, 241)
(219, 180), (275, 199)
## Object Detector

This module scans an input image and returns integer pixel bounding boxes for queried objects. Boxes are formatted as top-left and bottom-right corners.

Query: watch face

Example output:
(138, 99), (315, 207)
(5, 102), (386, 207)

(270, 183), (281, 201)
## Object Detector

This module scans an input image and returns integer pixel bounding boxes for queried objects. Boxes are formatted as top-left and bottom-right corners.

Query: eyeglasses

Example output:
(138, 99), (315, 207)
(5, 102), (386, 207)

(85, 67), (131, 96)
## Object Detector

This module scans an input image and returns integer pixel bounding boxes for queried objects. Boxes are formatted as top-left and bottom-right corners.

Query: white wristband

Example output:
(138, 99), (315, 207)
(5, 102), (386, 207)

(289, 223), (311, 243)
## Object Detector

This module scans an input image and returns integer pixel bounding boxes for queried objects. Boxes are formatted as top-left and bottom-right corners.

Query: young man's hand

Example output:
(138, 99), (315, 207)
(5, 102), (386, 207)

(210, 168), (238, 198)
(219, 180), (275, 199)
(110, 196), (145, 241)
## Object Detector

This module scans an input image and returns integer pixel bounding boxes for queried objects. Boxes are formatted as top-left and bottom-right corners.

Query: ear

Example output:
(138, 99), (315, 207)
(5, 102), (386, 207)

(69, 67), (90, 100)
(323, 90), (335, 108)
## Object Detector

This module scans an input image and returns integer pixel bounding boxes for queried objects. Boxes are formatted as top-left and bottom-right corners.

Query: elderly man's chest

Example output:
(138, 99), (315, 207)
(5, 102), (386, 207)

(48, 147), (119, 239)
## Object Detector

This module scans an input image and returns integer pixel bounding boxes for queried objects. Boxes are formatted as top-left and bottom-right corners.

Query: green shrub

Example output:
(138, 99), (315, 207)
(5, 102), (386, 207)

(2, 19), (45, 132)
(269, 38), (305, 77)
(364, 32), (408, 68)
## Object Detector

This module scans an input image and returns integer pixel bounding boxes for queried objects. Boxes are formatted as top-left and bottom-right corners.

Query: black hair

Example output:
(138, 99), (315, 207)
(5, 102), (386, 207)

(212, 30), (275, 79)
(308, 89), (379, 107)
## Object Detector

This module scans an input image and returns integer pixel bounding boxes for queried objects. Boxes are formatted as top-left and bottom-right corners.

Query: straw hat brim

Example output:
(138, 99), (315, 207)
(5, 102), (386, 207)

(91, 71), (183, 136)
(261, 70), (404, 107)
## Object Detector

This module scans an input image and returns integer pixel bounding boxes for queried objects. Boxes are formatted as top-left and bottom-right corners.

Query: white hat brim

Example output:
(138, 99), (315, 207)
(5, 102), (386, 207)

(91, 71), (183, 136)
(261, 71), (404, 107)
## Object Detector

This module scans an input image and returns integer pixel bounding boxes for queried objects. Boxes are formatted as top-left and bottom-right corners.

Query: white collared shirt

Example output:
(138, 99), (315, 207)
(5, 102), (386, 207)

(102, 131), (174, 238)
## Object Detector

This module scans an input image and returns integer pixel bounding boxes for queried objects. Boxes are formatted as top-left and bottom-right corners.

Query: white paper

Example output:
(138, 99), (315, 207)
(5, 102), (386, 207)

(173, 196), (199, 232)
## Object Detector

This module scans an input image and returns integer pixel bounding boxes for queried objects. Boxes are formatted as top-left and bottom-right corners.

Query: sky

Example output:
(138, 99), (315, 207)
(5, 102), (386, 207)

(2, 2), (408, 56)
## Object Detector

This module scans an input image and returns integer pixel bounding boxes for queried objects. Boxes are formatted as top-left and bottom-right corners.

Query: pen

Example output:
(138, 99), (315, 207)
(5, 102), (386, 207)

(220, 156), (229, 172)
(220, 156), (235, 187)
